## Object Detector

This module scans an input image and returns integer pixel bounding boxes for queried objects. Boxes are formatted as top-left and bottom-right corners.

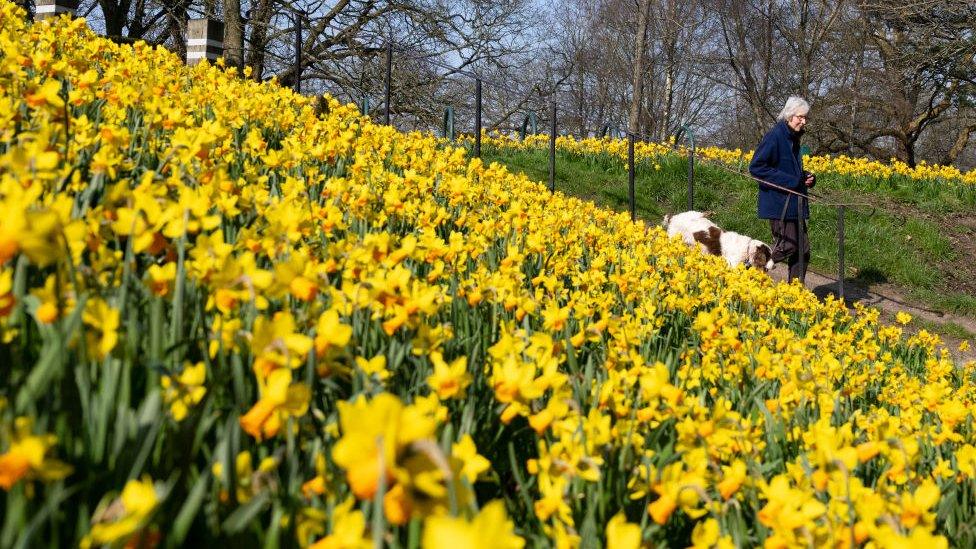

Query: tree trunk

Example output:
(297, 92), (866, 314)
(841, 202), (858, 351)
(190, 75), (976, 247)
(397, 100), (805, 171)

(245, 0), (273, 80)
(221, 0), (244, 68)
(129, 0), (147, 38)
(163, 0), (188, 61)
(99, 0), (131, 37)
(904, 138), (916, 168)
(945, 125), (976, 165)
(577, 62), (587, 135)
(596, 77), (607, 134)
(796, 0), (810, 95)
(628, 0), (652, 136)
(661, 65), (675, 141)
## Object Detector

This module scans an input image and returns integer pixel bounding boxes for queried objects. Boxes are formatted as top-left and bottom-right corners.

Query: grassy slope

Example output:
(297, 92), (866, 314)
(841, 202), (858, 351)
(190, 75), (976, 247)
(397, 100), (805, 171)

(481, 144), (976, 319)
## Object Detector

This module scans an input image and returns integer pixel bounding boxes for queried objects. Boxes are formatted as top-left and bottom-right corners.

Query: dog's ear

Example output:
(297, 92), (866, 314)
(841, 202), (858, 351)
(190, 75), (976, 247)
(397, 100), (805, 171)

(751, 242), (773, 271)
(661, 214), (672, 228)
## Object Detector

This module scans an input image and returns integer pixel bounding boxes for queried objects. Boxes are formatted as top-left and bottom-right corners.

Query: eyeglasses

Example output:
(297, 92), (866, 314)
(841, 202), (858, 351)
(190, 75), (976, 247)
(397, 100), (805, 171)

(794, 114), (809, 121)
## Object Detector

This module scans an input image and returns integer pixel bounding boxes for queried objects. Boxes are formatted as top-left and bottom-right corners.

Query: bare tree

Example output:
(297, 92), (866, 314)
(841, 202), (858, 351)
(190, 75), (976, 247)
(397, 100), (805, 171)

(704, 0), (785, 143)
(643, 0), (720, 141)
(777, 0), (846, 96)
(67, 0), (976, 167)
(628, 0), (652, 134)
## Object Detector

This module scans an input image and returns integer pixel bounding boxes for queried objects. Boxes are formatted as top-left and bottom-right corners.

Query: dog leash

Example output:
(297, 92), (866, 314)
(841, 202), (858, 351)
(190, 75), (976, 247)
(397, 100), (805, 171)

(693, 156), (877, 215)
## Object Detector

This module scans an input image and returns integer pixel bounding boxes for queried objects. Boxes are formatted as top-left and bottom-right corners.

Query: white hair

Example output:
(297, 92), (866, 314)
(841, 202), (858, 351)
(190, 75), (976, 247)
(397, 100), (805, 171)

(777, 96), (810, 121)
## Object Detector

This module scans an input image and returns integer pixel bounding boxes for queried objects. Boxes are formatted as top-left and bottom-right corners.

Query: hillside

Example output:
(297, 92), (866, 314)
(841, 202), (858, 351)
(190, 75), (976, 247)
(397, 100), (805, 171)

(480, 140), (976, 325)
(3, 6), (976, 548)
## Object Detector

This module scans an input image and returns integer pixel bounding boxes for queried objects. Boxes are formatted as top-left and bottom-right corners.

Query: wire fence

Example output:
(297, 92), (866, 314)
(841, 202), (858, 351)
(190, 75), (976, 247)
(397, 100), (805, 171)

(366, 42), (885, 301)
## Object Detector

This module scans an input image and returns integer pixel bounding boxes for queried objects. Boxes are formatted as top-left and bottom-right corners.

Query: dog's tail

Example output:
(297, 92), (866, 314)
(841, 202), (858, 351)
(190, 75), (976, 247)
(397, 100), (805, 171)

(700, 210), (716, 219)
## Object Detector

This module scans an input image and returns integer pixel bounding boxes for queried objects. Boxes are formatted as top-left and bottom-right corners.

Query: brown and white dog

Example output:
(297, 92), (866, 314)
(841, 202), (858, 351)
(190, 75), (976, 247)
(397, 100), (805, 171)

(661, 210), (774, 272)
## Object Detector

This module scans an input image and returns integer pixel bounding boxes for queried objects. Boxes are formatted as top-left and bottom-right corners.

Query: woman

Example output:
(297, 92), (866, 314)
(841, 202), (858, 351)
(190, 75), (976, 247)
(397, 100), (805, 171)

(749, 96), (816, 283)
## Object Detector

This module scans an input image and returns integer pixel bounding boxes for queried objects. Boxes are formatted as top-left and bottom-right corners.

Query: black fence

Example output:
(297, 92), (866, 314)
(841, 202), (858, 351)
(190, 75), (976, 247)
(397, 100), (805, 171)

(367, 43), (878, 300)
(41, 2), (868, 302)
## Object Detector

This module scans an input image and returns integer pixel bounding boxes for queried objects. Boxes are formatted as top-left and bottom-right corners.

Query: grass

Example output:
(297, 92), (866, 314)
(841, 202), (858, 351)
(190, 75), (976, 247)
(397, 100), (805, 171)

(913, 317), (976, 343)
(834, 172), (976, 216)
(480, 144), (976, 318)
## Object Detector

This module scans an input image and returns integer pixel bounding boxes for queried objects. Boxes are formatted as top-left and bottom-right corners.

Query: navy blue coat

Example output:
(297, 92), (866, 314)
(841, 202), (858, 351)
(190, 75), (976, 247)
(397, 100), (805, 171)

(749, 120), (809, 220)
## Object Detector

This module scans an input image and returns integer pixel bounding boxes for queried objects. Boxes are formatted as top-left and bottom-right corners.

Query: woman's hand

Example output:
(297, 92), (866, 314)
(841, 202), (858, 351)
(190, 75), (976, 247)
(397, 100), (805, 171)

(803, 171), (816, 188)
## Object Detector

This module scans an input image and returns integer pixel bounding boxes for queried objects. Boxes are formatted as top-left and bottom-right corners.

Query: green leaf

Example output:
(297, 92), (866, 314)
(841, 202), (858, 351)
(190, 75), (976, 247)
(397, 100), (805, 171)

(262, 503), (282, 549)
(578, 490), (599, 548)
(15, 295), (88, 412)
(221, 490), (270, 535)
(167, 471), (211, 548)
(1, 483), (27, 548)
(13, 484), (81, 549)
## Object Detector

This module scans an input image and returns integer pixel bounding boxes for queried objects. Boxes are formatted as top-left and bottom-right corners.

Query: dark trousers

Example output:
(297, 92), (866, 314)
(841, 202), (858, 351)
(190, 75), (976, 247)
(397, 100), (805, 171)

(769, 219), (810, 283)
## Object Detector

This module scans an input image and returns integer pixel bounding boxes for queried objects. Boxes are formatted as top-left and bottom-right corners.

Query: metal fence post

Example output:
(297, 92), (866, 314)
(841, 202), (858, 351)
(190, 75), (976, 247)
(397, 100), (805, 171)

(383, 41), (392, 125)
(520, 111), (537, 140)
(837, 205), (845, 300)
(680, 123), (695, 210)
(186, 18), (225, 66)
(442, 107), (455, 140)
(602, 125), (623, 138)
(549, 99), (556, 192)
(688, 150), (695, 209)
(293, 12), (302, 93)
(474, 78), (482, 158)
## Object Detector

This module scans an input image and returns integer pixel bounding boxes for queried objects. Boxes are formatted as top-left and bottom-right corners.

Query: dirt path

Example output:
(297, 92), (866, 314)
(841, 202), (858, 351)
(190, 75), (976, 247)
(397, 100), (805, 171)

(768, 264), (976, 363)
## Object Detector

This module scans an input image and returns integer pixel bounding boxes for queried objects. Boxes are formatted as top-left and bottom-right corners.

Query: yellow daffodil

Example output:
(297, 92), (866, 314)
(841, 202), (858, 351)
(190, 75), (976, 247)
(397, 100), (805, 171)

(422, 500), (524, 549)
(450, 434), (490, 484)
(331, 393), (437, 500)
(239, 368), (310, 440)
(309, 497), (371, 549)
(250, 311), (313, 375)
(355, 354), (390, 381)
(426, 352), (471, 399)
(690, 518), (734, 549)
(314, 309), (352, 358)
(82, 298), (120, 359)
(81, 477), (160, 549)
(212, 451), (277, 503)
(6, 6), (976, 546)
(0, 419), (71, 490)
(605, 513), (641, 549)
(161, 361), (207, 421)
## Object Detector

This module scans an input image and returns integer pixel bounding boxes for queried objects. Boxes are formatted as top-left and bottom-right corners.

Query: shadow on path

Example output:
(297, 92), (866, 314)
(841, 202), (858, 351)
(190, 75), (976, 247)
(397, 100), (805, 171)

(809, 278), (947, 317)
(769, 264), (972, 327)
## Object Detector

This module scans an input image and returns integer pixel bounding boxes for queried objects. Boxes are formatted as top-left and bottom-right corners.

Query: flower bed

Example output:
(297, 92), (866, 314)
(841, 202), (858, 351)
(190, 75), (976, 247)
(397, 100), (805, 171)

(0, 5), (973, 547)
